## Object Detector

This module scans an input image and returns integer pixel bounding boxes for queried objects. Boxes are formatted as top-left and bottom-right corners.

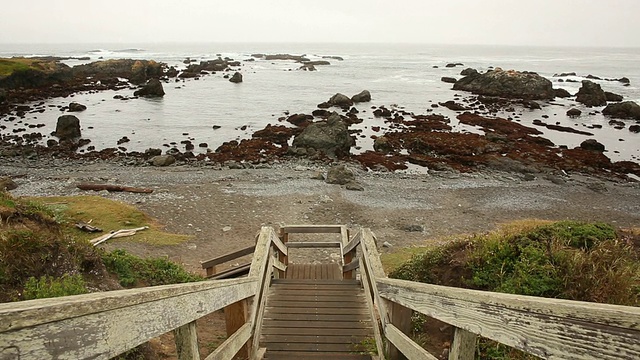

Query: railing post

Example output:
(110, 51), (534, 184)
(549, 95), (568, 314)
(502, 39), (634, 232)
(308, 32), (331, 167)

(278, 228), (288, 278)
(174, 320), (200, 360)
(386, 300), (412, 360)
(449, 327), (477, 360)
(224, 299), (250, 359)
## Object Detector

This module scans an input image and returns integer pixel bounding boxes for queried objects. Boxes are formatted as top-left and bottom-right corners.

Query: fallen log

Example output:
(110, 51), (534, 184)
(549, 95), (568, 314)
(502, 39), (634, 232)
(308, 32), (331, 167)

(77, 184), (153, 194)
(90, 226), (149, 246)
(75, 222), (103, 233)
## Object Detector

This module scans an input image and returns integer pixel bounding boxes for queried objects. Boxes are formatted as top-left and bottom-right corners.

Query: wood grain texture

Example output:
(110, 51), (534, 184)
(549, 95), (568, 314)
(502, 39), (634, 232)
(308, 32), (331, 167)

(384, 324), (438, 360)
(281, 225), (344, 234)
(224, 299), (249, 359)
(377, 278), (640, 360)
(205, 323), (252, 360)
(201, 245), (255, 269)
(0, 279), (256, 359)
(449, 327), (476, 360)
(174, 321), (199, 360)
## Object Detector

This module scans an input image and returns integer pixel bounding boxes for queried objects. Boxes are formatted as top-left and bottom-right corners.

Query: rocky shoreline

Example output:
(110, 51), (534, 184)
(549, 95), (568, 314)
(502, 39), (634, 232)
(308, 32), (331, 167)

(1, 56), (639, 183)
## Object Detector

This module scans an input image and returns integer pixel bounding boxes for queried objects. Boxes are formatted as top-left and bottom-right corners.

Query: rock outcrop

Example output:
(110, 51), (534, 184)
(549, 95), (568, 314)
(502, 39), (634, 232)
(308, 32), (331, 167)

(605, 91), (623, 102)
(575, 80), (606, 107)
(229, 72), (243, 83)
(68, 102), (86, 112)
(453, 68), (555, 100)
(151, 155), (176, 166)
(55, 115), (81, 140)
(580, 139), (605, 152)
(291, 112), (354, 158)
(134, 78), (165, 97)
(328, 93), (354, 108)
(325, 164), (355, 185)
(602, 101), (640, 120)
(351, 90), (371, 103)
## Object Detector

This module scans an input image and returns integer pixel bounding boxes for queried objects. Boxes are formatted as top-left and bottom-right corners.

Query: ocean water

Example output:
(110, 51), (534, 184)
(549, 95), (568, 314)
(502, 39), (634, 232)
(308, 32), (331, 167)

(1, 42), (639, 162)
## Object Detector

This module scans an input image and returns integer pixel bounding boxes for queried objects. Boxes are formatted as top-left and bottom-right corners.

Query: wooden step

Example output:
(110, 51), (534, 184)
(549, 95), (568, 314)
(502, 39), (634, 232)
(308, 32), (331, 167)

(265, 350), (372, 359)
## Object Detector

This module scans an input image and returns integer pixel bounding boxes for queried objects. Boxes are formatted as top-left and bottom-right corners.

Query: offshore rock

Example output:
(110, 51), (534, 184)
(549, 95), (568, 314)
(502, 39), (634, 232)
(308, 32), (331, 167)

(292, 112), (354, 158)
(351, 90), (371, 103)
(328, 93), (354, 108)
(580, 139), (605, 152)
(575, 80), (606, 107)
(68, 102), (87, 112)
(133, 78), (165, 97)
(453, 68), (555, 100)
(602, 101), (640, 120)
(55, 115), (81, 140)
(229, 72), (243, 83)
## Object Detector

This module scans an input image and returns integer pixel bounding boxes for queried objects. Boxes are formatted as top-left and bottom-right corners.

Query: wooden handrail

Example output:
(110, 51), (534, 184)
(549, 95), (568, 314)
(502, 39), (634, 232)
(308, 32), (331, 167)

(281, 225), (344, 234)
(200, 245), (256, 269)
(377, 277), (640, 360)
(0, 278), (257, 359)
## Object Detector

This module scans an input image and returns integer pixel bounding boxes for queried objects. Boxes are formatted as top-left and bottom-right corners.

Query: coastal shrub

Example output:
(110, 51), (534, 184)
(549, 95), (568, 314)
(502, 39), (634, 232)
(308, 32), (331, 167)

(102, 249), (202, 287)
(388, 220), (639, 359)
(23, 274), (88, 300)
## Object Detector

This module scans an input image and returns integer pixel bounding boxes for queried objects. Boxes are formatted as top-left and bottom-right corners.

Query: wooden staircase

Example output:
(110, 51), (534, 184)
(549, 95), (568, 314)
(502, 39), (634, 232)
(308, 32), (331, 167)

(261, 264), (375, 359)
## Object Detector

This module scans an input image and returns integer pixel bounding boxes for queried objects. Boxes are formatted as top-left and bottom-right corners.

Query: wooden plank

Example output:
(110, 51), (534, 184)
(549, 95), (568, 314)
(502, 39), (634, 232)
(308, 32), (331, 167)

(266, 301), (365, 308)
(263, 334), (369, 344)
(360, 229), (388, 329)
(377, 278), (640, 360)
(268, 294), (365, 302)
(343, 231), (362, 254)
(387, 301), (413, 360)
(270, 232), (288, 256)
(174, 321), (200, 360)
(264, 351), (373, 359)
(261, 327), (374, 336)
(247, 227), (272, 278)
(272, 258), (287, 273)
(449, 327), (476, 360)
(286, 241), (342, 249)
(264, 307), (369, 315)
(264, 342), (362, 352)
(0, 277), (256, 333)
(340, 226), (350, 246)
(269, 289), (361, 296)
(262, 320), (373, 329)
(359, 260), (386, 359)
(205, 322), (252, 360)
(224, 299), (249, 359)
(0, 278), (256, 359)
(207, 263), (251, 280)
(282, 225), (344, 234)
(385, 323), (438, 360)
(201, 245), (255, 269)
(343, 258), (360, 273)
(250, 256), (273, 357)
(262, 313), (371, 322)
(271, 279), (361, 286)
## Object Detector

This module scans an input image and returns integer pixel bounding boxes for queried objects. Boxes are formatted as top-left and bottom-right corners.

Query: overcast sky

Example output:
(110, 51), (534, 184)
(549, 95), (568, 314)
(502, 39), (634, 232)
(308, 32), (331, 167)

(1, 0), (638, 47)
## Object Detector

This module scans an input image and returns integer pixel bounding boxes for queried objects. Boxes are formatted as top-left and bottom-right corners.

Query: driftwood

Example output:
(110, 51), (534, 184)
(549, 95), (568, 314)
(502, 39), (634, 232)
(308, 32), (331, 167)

(75, 222), (103, 233)
(90, 226), (149, 246)
(77, 184), (153, 194)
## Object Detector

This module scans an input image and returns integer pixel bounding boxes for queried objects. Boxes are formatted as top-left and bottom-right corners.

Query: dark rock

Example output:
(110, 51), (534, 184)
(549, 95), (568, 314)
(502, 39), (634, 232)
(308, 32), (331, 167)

(575, 80), (606, 107)
(446, 63), (464, 68)
(151, 155), (176, 166)
(68, 102), (87, 112)
(145, 148), (162, 157)
(55, 115), (81, 140)
(117, 136), (130, 145)
(328, 93), (354, 108)
(439, 101), (469, 111)
(605, 91), (623, 102)
(460, 68), (478, 76)
(453, 68), (555, 100)
(602, 101), (640, 120)
(373, 107), (392, 118)
(287, 113), (313, 127)
(553, 72), (577, 77)
(166, 66), (178, 77)
(617, 77), (630, 84)
(629, 125), (640, 133)
(303, 60), (331, 66)
(580, 139), (605, 152)
(566, 108), (582, 117)
(586, 74), (602, 80)
(325, 164), (355, 185)
(133, 78), (165, 97)
(373, 136), (393, 153)
(403, 224), (424, 232)
(229, 72), (243, 83)
(298, 64), (316, 71)
(441, 77), (457, 84)
(553, 88), (572, 98)
(312, 109), (330, 117)
(351, 90), (371, 103)
(292, 112), (354, 158)
(345, 181), (364, 191)
(322, 55), (344, 61)
(212, 125), (222, 130)
(0, 176), (18, 190)
(46, 139), (58, 147)
(199, 142), (208, 148)
(0, 88), (6, 104)
(264, 54), (310, 62)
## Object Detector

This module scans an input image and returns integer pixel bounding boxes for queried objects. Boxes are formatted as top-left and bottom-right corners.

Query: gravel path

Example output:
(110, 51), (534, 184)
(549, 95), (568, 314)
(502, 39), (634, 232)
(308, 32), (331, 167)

(3, 158), (639, 274)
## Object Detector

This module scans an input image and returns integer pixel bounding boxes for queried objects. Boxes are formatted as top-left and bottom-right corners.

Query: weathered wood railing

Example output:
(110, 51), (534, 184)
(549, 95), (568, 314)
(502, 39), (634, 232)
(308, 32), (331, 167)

(348, 228), (640, 360)
(0, 226), (286, 360)
(200, 244), (255, 279)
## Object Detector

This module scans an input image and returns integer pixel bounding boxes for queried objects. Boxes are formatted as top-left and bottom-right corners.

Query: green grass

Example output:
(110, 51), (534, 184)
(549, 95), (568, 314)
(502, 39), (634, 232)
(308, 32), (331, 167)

(0, 58), (34, 77)
(385, 220), (640, 359)
(29, 196), (192, 246)
(23, 274), (88, 300)
(102, 249), (203, 287)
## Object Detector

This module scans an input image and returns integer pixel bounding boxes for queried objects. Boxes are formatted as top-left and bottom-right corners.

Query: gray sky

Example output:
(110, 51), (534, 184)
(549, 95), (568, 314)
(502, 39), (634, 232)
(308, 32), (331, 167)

(2, 0), (639, 47)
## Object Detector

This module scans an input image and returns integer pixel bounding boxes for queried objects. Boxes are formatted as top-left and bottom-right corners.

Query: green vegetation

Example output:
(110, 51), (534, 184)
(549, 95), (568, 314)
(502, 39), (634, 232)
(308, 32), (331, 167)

(0, 58), (34, 77)
(352, 337), (378, 355)
(102, 249), (202, 287)
(386, 220), (640, 359)
(23, 274), (88, 300)
(1, 192), (202, 303)
(29, 196), (192, 245)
